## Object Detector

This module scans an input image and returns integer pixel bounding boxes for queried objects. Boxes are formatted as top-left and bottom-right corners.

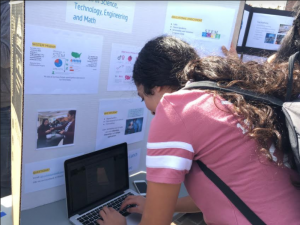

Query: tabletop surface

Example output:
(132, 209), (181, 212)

(0, 195), (13, 225)
(1, 172), (188, 225)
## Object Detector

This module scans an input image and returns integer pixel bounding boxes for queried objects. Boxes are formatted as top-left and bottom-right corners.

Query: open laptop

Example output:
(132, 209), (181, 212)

(64, 142), (142, 225)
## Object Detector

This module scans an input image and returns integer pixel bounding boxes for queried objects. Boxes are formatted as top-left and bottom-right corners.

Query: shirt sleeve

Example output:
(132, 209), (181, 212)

(146, 96), (194, 184)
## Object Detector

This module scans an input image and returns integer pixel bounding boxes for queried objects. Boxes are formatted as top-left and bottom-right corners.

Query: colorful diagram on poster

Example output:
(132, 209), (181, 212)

(24, 24), (103, 94)
(54, 59), (63, 67)
(164, 2), (236, 57)
(96, 98), (148, 149)
(107, 43), (141, 91)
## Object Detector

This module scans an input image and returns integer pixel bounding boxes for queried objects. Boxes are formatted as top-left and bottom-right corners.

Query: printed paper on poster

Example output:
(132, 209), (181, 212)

(24, 24), (103, 94)
(128, 149), (141, 173)
(246, 13), (293, 50)
(164, 2), (236, 57)
(36, 110), (77, 150)
(107, 44), (141, 91)
(24, 154), (82, 193)
(96, 98), (148, 149)
(65, 1), (135, 33)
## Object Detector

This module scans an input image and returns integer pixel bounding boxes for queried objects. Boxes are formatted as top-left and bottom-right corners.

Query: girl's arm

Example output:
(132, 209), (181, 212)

(140, 181), (181, 225)
(175, 196), (200, 213)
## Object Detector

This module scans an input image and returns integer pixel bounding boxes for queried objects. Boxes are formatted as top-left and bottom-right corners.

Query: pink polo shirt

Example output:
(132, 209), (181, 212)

(146, 90), (300, 225)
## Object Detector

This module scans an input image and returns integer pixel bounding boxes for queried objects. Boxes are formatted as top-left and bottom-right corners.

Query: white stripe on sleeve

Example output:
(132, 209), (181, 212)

(146, 155), (192, 171)
(147, 141), (194, 153)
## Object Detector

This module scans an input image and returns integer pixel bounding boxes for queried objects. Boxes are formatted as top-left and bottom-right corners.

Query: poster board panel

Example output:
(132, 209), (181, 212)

(20, 1), (243, 211)
(11, 1), (25, 225)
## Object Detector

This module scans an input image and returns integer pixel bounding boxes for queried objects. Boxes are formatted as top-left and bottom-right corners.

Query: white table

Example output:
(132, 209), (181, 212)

(0, 195), (13, 225)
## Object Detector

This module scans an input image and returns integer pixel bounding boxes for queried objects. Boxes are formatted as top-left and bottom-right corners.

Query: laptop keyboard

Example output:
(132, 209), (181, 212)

(76, 192), (136, 225)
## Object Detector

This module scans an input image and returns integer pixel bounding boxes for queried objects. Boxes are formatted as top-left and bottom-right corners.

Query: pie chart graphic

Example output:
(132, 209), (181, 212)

(54, 59), (63, 67)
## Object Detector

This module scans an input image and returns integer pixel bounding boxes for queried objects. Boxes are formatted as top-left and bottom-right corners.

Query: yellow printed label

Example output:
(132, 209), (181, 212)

(104, 111), (118, 115)
(171, 16), (202, 22)
(33, 168), (50, 175)
(32, 42), (56, 49)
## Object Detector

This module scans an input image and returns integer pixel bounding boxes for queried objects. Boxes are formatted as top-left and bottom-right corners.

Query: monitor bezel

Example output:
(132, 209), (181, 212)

(64, 142), (129, 218)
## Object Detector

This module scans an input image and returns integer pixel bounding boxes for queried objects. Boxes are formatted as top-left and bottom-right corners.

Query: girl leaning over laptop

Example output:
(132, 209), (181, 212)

(96, 35), (300, 225)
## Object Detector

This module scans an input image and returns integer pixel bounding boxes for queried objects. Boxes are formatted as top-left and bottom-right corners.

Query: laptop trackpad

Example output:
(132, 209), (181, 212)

(126, 213), (142, 225)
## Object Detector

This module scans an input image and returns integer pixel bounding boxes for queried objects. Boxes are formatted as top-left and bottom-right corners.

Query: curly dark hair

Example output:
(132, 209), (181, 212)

(133, 36), (300, 171)
(133, 36), (198, 95)
(292, 1), (300, 17)
(183, 57), (300, 167)
(273, 5), (300, 63)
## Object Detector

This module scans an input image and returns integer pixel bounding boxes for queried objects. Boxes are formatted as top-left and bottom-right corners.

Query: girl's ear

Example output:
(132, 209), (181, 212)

(153, 86), (162, 94)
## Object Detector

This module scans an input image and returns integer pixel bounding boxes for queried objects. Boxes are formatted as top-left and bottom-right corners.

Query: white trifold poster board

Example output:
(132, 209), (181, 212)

(20, 1), (243, 211)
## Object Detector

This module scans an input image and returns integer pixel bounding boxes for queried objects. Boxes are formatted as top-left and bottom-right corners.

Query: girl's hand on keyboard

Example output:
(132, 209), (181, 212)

(120, 195), (146, 214)
(97, 206), (126, 225)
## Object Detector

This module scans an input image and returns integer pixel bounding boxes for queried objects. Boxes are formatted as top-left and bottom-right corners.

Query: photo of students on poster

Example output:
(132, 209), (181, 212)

(124, 117), (143, 135)
(37, 110), (76, 149)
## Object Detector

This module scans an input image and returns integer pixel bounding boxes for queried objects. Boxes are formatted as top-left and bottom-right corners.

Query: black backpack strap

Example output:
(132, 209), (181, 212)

(182, 81), (283, 107)
(286, 51), (299, 101)
(196, 160), (266, 225)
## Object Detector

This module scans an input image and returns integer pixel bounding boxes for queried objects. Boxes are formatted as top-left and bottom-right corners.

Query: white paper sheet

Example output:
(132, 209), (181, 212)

(164, 2), (236, 57)
(24, 24), (103, 94)
(246, 13), (294, 50)
(128, 149), (141, 173)
(107, 44), (141, 91)
(65, 1), (135, 33)
(96, 98), (148, 149)
(24, 154), (82, 193)
(237, 10), (250, 47)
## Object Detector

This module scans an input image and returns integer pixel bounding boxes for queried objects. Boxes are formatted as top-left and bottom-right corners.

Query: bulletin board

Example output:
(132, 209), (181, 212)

(13, 1), (244, 214)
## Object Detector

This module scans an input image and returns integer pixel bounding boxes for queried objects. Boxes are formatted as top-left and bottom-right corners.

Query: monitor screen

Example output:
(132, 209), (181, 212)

(65, 143), (128, 217)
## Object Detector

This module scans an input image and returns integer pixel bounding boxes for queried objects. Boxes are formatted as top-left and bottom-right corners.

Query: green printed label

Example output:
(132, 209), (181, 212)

(71, 52), (82, 58)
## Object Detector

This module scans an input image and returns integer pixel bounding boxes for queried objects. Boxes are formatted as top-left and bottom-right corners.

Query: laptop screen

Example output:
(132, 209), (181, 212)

(65, 143), (129, 217)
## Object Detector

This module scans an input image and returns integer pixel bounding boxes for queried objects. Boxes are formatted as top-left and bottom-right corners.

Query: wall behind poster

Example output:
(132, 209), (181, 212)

(21, 1), (243, 210)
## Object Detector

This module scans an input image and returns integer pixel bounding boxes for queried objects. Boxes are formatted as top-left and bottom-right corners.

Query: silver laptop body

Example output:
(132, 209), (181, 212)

(64, 143), (142, 225)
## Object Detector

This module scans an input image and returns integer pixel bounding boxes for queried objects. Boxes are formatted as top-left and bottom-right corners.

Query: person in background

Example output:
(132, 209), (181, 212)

(97, 36), (300, 225)
(0, 0), (11, 197)
(51, 110), (76, 145)
(37, 119), (52, 148)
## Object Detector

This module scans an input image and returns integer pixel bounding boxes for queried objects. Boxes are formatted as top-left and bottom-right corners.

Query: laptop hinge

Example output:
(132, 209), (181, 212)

(77, 190), (126, 215)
